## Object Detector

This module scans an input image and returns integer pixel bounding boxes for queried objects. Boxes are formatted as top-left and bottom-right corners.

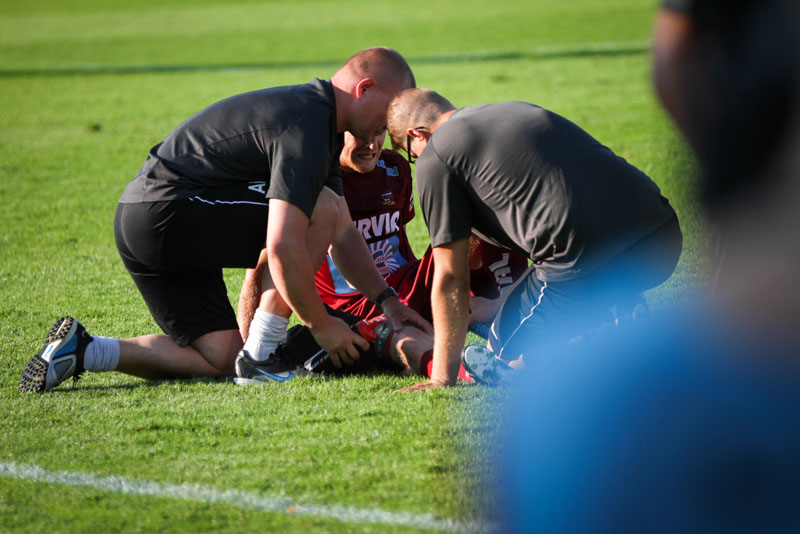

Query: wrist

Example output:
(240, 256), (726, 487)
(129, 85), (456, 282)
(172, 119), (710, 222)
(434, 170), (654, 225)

(373, 286), (399, 310)
(429, 372), (455, 387)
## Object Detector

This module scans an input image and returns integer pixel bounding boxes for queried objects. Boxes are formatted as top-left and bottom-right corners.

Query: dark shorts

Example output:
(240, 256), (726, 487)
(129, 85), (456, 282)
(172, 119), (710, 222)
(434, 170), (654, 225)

(491, 214), (683, 360)
(114, 182), (269, 346)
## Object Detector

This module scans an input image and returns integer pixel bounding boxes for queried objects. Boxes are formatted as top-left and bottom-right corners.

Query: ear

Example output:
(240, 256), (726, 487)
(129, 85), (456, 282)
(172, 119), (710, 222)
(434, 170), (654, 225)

(355, 78), (375, 98)
(406, 127), (430, 143)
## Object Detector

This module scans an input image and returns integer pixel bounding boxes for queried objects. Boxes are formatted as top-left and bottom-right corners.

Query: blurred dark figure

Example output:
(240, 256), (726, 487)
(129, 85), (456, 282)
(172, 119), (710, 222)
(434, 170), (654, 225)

(653, 0), (800, 293)
(653, 0), (800, 335)
(496, 1), (800, 532)
(653, 0), (800, 209)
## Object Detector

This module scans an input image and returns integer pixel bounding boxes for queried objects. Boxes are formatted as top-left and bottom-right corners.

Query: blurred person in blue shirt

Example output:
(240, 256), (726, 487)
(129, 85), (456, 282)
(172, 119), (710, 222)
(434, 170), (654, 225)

(496, 0), (800, 531)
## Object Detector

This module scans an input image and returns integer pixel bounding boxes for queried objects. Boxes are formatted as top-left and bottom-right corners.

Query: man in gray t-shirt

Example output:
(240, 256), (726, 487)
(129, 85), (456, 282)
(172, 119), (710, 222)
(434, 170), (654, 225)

(386, 89), (682, 389)
(19, 47), (432, 394)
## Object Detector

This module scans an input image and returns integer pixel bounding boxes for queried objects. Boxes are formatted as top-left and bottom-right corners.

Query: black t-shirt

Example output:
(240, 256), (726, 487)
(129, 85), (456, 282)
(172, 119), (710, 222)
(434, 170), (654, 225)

(416, 103), (676, 282)
(661, 0), (720, 25)
(661, 0), (773, 30)
(119, 78), (343, 219)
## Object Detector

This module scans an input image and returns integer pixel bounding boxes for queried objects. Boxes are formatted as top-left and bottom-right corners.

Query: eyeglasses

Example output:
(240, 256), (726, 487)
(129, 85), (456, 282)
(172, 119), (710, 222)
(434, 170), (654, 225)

(405, 126), (425, 165)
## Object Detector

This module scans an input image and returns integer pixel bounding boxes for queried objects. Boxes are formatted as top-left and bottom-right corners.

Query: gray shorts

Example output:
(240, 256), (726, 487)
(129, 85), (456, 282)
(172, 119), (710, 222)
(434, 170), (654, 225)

(490, 214), (682, 360)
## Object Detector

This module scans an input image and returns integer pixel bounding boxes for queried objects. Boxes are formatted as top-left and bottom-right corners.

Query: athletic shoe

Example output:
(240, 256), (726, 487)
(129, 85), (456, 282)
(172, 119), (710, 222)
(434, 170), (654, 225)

(19, 316), (91, 394)
(233, 349), (305, 385)
(460, 344), (518, 387)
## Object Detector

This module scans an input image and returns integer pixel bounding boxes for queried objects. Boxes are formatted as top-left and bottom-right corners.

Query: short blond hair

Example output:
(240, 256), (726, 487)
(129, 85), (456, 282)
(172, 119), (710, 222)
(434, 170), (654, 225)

(386, 88), (455, 150)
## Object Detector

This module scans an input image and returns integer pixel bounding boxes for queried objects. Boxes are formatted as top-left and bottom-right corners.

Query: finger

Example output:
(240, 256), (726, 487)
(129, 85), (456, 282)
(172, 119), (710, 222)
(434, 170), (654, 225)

(330, 352), (343, 369)
(396, 381), (434, 393)
(398, 384), (427, 392)
(408, 315), (434, 335)
(353, 333), (369, 352)
(385, 312), (404, 331)
(344, 343), (361, 363)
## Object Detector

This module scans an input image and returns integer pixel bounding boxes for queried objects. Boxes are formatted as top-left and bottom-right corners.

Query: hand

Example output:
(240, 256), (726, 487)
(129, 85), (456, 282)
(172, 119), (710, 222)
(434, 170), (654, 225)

(396, 379), (450, 392)
(381, 297), (434, 335)
(468, 295), (501, 325)
(310, 316), (369, 368)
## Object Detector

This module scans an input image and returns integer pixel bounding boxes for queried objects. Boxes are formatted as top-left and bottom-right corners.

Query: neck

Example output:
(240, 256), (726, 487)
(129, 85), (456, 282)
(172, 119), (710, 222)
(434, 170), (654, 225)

(430, 109), (456, 133)
(331, 73), (351, 133)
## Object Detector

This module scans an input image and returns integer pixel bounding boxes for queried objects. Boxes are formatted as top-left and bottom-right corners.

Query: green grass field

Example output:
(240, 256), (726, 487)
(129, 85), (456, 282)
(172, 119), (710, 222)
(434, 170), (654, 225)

(1, 1), (704, 532)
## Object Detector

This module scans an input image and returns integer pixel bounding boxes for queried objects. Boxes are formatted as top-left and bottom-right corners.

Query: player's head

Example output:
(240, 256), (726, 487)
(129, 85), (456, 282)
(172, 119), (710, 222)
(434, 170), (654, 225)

(332, 47), (416, 146)
(386, 88), (456, 163)
(340, 130), (386, 174)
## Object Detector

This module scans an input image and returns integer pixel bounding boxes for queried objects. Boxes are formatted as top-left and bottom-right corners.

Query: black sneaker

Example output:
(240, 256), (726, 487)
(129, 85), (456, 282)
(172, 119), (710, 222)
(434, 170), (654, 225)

(19, 317), (91, 394)
(233, 349), (305, 385)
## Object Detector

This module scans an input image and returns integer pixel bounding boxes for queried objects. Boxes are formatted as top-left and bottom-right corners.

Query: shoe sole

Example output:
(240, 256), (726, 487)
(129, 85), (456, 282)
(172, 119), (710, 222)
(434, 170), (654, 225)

(233, 374), (293, 385)
(233, 377), (263, 386)
(233, 359), (295, 384)
(19, 317), (78, 394)
(461, 345), (510, 387)
(461, 361), (493, 386)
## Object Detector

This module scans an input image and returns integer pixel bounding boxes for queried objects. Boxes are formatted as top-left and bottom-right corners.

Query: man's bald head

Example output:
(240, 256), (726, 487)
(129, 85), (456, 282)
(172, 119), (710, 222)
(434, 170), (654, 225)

(335, 47), (416, 93)
(387, 88), (456, 152)
(330, 47), (416, 141)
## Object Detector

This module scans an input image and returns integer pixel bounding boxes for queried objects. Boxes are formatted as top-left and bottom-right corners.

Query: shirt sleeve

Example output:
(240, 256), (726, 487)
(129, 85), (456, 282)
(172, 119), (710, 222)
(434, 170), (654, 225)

(660, 0), (719, 27)
(399, 156), (415, 225)
(267, 118), (336, 218)
(416, 145), (473, 248)
(661, 0), (694, 12)
(323, 133), (344, 196)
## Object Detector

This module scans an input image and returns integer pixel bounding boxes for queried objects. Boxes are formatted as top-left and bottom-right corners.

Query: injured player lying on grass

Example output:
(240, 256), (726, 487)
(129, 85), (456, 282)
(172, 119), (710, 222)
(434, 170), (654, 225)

(234, 130), (529, 385)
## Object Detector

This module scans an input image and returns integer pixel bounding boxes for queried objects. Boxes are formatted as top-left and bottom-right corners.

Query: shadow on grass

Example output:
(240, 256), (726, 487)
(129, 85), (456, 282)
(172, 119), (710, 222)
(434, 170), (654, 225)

(58, 371), (413, 393)
(0, 44), (649, 78)
(57, 376), (234, 393)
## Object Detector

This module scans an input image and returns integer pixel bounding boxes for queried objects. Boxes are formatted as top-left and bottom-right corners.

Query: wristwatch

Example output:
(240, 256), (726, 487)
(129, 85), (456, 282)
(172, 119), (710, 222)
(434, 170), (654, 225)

(374, 287), (399, 309)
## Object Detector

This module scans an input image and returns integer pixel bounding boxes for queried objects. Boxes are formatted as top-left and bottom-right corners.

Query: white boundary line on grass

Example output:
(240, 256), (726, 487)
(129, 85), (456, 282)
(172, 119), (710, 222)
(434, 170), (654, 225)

(0, 462), (496, 533)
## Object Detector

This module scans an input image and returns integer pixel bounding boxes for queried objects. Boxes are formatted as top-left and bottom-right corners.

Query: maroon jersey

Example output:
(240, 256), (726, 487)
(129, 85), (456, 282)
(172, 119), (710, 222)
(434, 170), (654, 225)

(315, 150), (416, 310)
(316, 149), (529, 322)
(470, 244), (531, 299)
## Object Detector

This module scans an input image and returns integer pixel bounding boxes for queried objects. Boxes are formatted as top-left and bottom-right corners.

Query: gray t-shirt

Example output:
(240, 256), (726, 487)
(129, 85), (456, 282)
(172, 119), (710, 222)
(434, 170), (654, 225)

(119, 78), (343, 218)
(416, 102), (676, 282)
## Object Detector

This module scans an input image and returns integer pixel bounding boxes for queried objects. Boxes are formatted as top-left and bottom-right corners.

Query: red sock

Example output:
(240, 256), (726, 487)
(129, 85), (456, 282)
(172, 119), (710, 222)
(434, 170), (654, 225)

(420, 351), (433, 377)
(420, 350), (473, 382)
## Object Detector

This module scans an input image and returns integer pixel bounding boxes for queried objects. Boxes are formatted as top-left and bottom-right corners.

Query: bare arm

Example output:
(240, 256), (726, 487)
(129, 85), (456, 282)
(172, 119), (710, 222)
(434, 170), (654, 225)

(328, 198), (390, 305)
(400, 238), (471, 390)
(237, 249), (268, 341)
(266, 198), (367, 366)
(329, 195), (433, 335)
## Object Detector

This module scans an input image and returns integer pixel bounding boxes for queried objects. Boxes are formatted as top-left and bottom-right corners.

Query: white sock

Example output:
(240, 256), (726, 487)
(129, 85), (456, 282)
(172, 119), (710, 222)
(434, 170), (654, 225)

(243, 309), (289, 361)
(84, 336), (120, 372)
